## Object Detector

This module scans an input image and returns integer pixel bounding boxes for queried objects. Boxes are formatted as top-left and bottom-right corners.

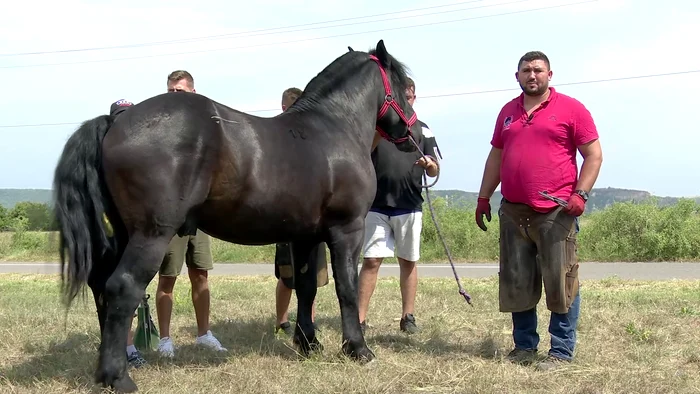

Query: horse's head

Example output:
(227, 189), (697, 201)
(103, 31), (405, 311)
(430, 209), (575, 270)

(366, 40), (418, 153)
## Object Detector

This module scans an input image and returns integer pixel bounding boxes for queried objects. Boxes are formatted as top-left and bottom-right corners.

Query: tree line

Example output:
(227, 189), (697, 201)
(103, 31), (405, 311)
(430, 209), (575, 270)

(0, 201), (57, 232)
(2, 197), (699, 263)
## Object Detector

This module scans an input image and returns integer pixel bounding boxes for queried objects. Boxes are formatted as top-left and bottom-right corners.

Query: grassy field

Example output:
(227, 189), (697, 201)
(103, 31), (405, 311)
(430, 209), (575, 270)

(0, 274), (699, 393)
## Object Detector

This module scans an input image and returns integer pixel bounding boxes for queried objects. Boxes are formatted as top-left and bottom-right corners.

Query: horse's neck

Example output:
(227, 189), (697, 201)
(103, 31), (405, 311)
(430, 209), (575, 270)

(296, 72), (380, 152)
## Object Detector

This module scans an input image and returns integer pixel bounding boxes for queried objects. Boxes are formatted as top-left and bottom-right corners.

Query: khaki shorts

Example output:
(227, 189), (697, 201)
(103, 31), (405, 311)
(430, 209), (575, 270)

(274, 242), (329, 289)
(497, 199), (579, 314)
(159, 230), (214, 277)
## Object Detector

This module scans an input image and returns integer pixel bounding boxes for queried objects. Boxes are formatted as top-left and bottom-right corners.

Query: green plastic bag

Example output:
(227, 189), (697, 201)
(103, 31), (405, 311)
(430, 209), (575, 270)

(134, 294), (160, 351)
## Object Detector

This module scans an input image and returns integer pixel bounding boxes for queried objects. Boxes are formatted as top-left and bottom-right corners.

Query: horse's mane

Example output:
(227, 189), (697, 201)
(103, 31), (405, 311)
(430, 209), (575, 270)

(367, 46), (412, 97)
(291, 43), (412, 113)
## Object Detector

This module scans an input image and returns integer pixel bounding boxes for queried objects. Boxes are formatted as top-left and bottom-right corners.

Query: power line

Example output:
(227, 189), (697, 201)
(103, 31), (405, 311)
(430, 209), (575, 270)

(420, 69), (700, 99)
(0, 0), (495, 57)
(153, 0), (535, 46)
(1, 69), (697, 129)
(1, 0), (596, 69)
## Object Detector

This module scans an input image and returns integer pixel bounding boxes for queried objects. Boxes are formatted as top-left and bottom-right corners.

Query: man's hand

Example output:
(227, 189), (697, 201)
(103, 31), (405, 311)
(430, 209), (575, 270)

(475, 197), (492, 231)
(563, 193), (586, 217)
(415, 156), (438, 177)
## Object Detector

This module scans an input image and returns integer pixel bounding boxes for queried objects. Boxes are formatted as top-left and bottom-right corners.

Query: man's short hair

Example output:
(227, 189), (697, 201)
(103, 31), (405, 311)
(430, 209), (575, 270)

(282, 87), (302, 104)
(518, 51), (550, 70)
(405, 77), (415, 93)
(167, 70), (194, 87)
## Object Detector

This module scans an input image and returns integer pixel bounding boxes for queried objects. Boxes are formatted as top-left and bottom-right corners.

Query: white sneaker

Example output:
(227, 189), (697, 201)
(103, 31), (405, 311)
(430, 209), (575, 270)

(195, 330), (227, 352)
(157, 337), (175, 358)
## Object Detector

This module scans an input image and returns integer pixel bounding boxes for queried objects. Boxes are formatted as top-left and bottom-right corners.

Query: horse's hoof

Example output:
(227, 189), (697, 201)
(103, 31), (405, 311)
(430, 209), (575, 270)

(293, 334), (323, 357)
(343, 341), (376, 364)
(111, 375), (138, 393)
(96, 370), (138, 394)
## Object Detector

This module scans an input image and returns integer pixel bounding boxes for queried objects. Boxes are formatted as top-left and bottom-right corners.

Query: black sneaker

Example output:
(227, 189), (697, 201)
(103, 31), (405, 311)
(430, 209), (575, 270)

(275, 321), (294, 336)
(399, 313), (420, 334)
(127, 350), (147, 368)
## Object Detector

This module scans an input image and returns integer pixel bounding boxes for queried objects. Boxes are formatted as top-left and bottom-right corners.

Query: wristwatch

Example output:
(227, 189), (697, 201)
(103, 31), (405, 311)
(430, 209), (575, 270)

(574, 189), (589, 201)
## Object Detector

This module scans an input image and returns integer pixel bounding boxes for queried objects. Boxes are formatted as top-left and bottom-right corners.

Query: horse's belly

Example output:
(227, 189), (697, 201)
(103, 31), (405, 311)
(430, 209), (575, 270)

(195, 190), (325, 245)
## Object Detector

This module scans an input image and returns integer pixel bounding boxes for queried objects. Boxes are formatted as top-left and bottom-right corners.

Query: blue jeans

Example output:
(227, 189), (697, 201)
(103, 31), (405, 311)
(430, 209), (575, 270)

(511, 216), (581, 360)
(511, 290), (581, 360)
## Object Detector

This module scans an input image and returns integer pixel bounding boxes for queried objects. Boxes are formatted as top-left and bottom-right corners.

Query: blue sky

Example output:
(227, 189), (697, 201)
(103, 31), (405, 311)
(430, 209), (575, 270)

(1, 0), (698, 197)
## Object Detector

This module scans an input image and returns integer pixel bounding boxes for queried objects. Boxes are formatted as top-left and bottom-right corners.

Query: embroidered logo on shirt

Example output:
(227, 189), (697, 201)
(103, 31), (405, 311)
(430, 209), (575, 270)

(503, 115), (513, 129)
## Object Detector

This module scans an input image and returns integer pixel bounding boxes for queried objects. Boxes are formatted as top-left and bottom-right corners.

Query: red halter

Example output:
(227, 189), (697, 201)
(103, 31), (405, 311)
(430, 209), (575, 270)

(369, 54), (417, 144)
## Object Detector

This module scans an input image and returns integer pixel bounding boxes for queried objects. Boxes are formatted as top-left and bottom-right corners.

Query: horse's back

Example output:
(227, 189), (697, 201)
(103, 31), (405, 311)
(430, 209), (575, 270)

(101, 92), (376, 243)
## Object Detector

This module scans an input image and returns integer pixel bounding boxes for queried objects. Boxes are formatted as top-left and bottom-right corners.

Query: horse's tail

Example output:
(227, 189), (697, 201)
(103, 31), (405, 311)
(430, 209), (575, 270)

(53, 114), (123, 307)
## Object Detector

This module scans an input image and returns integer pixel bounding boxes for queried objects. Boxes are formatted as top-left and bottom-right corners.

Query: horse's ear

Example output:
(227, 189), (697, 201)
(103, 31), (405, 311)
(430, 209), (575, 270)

(348, 46), (354, 52)
(374, 39), (391, 68)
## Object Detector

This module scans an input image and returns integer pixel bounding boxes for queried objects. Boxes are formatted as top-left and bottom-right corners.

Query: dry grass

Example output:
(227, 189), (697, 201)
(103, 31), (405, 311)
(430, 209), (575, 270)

(0, 273), (699, 394)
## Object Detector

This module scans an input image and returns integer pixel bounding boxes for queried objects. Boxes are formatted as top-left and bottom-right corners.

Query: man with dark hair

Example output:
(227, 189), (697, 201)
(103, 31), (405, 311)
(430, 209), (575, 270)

(281, 87), (302, 111)
(108, 98), (146, 369)
(475, 50), (602, 370)
(516, 51), (550, 72)
(357, 76), (442, 334)
(273, 87), (329, 336)
(155, 70), (227, 358)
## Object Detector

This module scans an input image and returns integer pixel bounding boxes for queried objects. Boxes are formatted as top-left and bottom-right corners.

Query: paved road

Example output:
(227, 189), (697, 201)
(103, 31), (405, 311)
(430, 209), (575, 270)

(1, 261), (699, 280)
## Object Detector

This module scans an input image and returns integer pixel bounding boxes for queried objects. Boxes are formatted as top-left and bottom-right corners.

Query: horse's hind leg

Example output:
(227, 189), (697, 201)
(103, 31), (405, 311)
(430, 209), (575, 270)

(95, 230), (174, 393)
(291, 241), (322, 356)
(89, 274), (107, 336)
(327, 218), (375, 362)
(88, 256), (119, 336)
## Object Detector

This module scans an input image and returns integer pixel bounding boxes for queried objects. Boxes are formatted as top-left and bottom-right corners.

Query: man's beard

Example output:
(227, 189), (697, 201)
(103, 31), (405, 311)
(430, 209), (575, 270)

(520, 81), (548, 96)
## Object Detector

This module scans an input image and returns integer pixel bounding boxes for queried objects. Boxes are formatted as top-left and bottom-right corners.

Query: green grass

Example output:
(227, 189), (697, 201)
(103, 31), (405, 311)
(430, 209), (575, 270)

(0, 274), (699, 393)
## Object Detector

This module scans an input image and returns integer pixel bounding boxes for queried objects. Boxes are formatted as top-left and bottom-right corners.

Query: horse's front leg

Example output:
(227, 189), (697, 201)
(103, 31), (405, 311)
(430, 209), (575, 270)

(328, 218), (375, 363)
(291, 241), (322, 356)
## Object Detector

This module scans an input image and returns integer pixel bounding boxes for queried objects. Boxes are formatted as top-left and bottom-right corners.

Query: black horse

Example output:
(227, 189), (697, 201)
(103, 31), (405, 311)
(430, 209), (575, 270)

(52, 39), (419, 393)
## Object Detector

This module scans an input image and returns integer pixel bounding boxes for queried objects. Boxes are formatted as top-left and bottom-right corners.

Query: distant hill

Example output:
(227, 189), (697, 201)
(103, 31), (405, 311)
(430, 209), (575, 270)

(426, 187), (700, 212)
(0, 189), (53, 209)
(1, 187), (698, 211)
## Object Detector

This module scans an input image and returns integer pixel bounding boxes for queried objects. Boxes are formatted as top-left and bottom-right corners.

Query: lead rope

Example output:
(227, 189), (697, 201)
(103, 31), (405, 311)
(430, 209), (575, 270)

(408, 135), (472, 306)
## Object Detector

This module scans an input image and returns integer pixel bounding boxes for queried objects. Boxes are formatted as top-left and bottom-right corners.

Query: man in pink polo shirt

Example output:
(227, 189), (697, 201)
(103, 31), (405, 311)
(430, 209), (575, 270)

(474, 51), (603, 371)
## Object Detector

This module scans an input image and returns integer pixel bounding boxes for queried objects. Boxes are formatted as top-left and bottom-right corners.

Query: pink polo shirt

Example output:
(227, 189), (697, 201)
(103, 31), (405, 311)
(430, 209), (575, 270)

(490, 87), (599, 212)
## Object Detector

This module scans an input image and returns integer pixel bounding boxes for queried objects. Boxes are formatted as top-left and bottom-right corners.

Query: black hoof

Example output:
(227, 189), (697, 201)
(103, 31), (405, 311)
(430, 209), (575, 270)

(293, 332), (323, 357)
(96, 370), (138, 393)
(112, 375), (138, 393)
(342, 340), (376, 363)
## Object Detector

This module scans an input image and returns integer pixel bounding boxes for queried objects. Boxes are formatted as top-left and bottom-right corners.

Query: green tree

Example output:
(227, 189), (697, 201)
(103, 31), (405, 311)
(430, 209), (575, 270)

(9, 202), (53, 231)
(0, 204), (8, 231)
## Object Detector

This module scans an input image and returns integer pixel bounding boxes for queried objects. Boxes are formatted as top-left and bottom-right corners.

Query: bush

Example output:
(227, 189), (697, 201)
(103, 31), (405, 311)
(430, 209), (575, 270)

(577, 198), (700, 261)
(1, 198), (699, 263)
